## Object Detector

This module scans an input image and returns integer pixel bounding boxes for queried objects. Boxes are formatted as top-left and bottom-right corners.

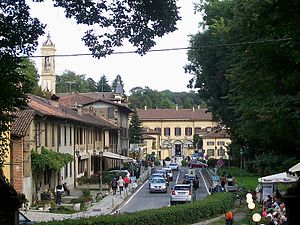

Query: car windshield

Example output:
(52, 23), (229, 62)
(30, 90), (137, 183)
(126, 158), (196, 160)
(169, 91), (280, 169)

(152, 179), (165, 184)
(170, 163), (177, 166)
(174, 186), (190, 190)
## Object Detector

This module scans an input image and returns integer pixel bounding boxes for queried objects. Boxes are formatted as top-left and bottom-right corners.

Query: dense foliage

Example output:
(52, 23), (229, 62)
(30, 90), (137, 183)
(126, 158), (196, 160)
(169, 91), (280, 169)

(34, 0), (180, 57)
(186, 0), (300, 170)
(128, 87), (205, 109)
(36, 192), (235, 225)
(0, 1), (44, 165)
(31, 147), (73, 172)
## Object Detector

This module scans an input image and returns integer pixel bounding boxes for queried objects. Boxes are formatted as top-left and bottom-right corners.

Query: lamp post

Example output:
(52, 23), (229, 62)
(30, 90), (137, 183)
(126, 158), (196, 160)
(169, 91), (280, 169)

(240, 148), (244, 188)
(246, 192), (255, 225)
(99, 151), (103, 192)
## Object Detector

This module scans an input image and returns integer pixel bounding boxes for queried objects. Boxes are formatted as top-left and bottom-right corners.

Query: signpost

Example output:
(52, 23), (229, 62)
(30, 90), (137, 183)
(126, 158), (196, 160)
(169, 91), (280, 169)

(188, 168), (196, 181)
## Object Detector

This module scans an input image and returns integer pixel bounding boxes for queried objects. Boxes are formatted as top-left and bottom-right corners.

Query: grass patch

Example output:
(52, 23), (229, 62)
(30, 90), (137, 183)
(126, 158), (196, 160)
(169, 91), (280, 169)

(217, 167), (259, 190)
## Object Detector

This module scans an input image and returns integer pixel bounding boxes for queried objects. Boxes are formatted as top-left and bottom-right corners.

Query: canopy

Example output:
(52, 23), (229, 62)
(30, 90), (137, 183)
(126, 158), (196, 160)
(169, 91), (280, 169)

(258, 172), (297, 184)
(103, 152), (133, 162)
(289, 162), (300, 173)
(287, 162), (300, 179)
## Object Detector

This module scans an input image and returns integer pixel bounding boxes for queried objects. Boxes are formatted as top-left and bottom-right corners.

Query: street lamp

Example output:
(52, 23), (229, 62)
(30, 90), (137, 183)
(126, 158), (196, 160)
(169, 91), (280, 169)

(252, 213), (261, 225)
(247, 192), (255, 225)
(99, 151), (103, 191)
(240, 147), (244, 188)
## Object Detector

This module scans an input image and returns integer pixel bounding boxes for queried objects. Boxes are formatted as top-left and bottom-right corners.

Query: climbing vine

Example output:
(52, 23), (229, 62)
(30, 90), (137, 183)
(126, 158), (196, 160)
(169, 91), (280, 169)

(31, 147), (73, 172)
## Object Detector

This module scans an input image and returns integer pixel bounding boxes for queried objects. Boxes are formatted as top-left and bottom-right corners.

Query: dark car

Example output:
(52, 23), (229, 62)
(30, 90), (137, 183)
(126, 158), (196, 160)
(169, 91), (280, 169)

(189, 161), (208, 168)
(210, 184), (225, 194)
(19, 211), (35, 225)
(183, 175), (200, 189)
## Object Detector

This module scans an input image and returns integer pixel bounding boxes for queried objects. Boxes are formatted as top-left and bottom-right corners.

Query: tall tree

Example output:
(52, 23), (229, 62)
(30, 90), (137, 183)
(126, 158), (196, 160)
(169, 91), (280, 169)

(20, 58), (40, 95)
(129, 110), (143, 144)
(97, 75), (112, 92)
(0, 1), (44, 166)
(186, 0), (300, 163)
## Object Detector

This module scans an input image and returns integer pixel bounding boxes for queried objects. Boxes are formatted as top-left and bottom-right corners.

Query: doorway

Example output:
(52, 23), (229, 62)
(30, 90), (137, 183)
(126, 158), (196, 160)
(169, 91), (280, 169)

(175, 144), (182, 156)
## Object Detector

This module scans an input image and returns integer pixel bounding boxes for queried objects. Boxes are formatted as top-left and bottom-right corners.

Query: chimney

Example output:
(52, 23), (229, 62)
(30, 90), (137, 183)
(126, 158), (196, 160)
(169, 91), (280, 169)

(77, 104), (82, 115)
(198, 105), (200, 109)
(144, 105), (147, 110)
(176, 104), (178, 110)
(192, 106), (195, 112)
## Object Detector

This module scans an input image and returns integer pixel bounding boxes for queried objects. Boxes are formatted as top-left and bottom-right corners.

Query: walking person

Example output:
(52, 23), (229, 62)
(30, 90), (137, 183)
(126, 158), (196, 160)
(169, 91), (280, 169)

(55, 183), (64, 205)
(123, 176), (130, 196)
(111, 178), (118, 195)
(117, 176), (125, 195)
(225, 210), (234, 225)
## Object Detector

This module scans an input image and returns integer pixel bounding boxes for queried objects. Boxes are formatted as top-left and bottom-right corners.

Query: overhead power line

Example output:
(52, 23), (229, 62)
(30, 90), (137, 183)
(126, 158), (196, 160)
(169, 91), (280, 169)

(27, 37), (292, 58)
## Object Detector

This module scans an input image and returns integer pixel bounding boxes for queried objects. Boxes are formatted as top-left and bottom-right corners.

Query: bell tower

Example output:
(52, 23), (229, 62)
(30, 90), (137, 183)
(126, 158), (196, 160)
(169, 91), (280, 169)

(40, 33), (56, 93)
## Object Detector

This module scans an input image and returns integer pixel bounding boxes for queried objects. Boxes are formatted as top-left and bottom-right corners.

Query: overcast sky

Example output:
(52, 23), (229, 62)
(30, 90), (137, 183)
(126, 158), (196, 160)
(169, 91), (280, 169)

(28, 0), (202, 94)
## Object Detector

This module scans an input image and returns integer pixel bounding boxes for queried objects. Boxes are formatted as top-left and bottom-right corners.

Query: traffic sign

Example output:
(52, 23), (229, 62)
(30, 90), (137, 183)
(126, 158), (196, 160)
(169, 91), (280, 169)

(188, 168), (196, 180)
(217, 159), (224, 167)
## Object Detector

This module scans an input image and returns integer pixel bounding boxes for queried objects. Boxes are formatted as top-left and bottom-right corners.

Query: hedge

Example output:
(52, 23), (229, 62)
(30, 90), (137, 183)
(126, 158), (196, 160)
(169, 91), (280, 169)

(36, 192), (236, 225)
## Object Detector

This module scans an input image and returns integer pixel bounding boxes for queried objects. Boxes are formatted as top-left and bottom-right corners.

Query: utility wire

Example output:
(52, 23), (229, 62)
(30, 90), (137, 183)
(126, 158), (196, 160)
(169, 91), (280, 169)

(27, 37), (292, 58)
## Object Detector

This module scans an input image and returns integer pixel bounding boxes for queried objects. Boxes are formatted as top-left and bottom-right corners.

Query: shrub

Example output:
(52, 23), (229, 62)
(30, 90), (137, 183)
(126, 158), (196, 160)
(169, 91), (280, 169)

(165, 157), (171, 161)
(35, 192), (236, 225)
(154, 159), (161, 166)
(181, 159), (188, 167)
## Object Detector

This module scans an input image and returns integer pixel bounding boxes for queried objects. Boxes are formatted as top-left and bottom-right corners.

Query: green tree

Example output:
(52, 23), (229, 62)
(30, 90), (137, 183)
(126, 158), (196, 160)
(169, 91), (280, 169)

(129, 110), (143, 144)
(20, 58), (40, 95)
(186, 0), (300, 165)
(97, 75), (112, 92)
(0, 1), (44, 166)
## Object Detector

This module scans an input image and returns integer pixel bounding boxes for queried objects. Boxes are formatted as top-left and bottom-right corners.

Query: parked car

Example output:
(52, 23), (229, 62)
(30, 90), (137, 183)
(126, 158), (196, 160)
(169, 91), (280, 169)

(170, 184), (195, 205)
(19, 211), (35, 225)
(188, 161), (208, 168)
(169, 162), (179, 171)
(162, 167), (173, 181)
(149, 177), (168, 193)
(108, 170), (130, 178)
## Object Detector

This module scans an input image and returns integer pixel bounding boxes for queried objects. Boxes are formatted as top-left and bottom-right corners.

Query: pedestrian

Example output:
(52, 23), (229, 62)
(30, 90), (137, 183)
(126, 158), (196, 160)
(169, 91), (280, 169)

(111, 178), (117, 195)
(225, 210), (234, 225)
(117, 176), (125, 195)
(163, 159), (166, 167)
(220, 173), (226, 188)
(55, 183), (64, 205)
(123, 176), (130, 195)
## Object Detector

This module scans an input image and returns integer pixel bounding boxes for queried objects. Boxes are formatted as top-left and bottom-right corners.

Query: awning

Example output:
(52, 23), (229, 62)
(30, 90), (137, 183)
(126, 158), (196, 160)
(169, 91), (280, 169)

(288, 162), (300, 179)
(258, 172), (297, 184)
(103, 151), (133, 162)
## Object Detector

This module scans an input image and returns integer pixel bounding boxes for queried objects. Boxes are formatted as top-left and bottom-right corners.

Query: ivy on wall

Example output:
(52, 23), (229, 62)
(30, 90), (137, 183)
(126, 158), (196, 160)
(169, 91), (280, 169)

(31, 147), (73, 172)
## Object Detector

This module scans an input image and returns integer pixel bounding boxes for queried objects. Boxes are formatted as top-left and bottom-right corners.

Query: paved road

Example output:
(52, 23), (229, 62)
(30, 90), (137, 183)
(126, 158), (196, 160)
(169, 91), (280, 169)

(118, 167), (210, 213)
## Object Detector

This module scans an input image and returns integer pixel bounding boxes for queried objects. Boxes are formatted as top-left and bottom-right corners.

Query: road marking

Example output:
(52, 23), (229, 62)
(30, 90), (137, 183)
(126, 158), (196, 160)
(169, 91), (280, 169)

(118, 180), (149, 210)
(199, 169), (210, 194)
(175, 169), (181, 184)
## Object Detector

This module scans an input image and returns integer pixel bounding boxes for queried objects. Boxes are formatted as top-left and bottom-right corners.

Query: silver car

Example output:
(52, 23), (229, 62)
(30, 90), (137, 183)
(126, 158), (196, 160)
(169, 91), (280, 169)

(170, 184), (195, 205)
(162, 167), (173, 181)
(169, 162), (179, 171)
(149, 177), (168, 193)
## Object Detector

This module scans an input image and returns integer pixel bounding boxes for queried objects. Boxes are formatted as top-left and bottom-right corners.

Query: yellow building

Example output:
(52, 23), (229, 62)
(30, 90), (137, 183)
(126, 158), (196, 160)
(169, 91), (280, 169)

(202, 129), (231, 159)
(137, 107), (222, 159)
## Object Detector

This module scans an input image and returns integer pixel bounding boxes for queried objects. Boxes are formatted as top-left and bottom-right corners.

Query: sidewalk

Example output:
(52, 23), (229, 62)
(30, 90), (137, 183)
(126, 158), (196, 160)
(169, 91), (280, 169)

(22, 167), (152, 222)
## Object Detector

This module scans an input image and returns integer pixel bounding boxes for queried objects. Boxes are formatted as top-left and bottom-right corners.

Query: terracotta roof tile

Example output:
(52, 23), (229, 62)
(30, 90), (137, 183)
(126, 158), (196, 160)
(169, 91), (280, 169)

(137, 109), (214, 121)
(11, 109), (35, 137)
(202, 129), (230, 139)
(59, 93), (132, 113)
(27, 94), (116, 128)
